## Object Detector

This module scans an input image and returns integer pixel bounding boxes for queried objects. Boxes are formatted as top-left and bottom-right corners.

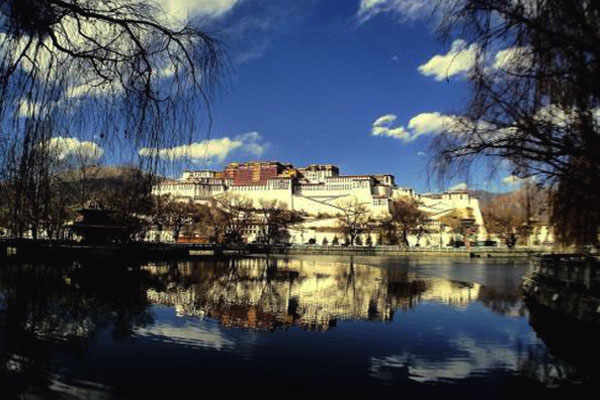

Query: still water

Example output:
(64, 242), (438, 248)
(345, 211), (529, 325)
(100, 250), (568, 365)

(0, 256), (597, 398)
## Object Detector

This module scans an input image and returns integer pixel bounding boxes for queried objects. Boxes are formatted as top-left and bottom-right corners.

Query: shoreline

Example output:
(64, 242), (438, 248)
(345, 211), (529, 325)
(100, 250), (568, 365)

(261, 245), (547, 258)
(0, 238), (552, 262)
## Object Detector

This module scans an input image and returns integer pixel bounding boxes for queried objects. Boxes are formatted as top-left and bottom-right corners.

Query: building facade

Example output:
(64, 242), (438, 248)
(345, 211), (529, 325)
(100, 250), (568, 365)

(152, 161), (488, 244)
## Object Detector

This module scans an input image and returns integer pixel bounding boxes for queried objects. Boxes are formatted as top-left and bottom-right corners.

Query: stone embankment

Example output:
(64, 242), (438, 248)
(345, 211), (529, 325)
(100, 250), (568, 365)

(262, 244), (551, 258)
(1, 239), (552, 261)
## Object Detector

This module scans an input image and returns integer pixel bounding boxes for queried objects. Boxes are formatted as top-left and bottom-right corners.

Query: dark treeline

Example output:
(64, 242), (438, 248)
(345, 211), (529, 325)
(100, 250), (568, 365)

(0, 156), (155, 240)
(0, 159), (305, 244)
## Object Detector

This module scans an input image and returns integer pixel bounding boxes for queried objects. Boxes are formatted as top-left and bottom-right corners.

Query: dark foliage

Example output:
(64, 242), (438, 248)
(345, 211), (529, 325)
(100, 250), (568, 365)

(431, 0), (600, 246)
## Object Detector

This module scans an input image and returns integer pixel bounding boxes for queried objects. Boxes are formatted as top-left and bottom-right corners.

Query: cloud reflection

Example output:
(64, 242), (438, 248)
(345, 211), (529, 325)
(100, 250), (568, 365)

(370, 335), (523, 383)
(134, 322), (234, 351)
(369, 322), (575, 387)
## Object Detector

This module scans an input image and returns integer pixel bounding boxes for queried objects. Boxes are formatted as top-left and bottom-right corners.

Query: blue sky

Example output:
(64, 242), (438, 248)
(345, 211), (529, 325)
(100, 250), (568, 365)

(52, 0), (518, 193)
(187, 0), (483, 192)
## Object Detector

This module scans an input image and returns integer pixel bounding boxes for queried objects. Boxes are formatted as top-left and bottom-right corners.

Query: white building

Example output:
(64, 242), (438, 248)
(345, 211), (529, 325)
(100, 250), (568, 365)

(152, 162), (488, 244)
(153, 163), (398, 217)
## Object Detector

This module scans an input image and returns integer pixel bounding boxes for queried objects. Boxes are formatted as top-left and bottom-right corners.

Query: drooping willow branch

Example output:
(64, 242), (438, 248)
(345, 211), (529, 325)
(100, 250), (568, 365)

(1, 0), (222, 160)
(0, 0), (223, 237)
(429, 0), (600, 246)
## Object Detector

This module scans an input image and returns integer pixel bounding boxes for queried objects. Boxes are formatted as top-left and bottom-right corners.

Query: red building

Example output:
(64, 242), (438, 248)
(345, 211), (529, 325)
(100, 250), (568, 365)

(224, 161), (292, 185)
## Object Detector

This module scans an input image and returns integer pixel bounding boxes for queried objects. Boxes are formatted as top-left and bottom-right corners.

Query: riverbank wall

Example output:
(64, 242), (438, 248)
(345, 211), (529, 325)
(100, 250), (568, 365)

(261, 244), (550, 258)
(1, 239), (552, 262)
(521, 254), (600, 324)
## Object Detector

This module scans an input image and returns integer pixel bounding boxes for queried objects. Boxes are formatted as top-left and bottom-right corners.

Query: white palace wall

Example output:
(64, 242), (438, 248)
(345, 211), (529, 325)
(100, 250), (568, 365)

(152, 168), (489, 244)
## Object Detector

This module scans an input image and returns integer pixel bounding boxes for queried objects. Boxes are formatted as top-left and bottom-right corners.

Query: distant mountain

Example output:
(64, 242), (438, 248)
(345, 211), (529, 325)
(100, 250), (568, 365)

(468, 190), (511, 210)
(59, 165), (149, 181)
(469, 188), (550, 222)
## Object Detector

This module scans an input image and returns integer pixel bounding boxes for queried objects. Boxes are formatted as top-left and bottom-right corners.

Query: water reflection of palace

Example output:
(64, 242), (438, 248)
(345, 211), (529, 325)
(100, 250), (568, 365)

(1, 259), (596, 398)
(143, 258), (481, 330)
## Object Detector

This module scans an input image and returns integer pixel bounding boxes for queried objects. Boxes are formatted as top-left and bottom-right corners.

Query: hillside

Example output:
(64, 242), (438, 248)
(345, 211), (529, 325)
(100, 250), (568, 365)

(470, 188), (550, 223)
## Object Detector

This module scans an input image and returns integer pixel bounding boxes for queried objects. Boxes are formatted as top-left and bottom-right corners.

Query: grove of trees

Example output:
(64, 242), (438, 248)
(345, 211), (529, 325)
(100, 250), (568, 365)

(148, 192), (302, 246)
(481, 184), (550, 247)
(334, 197), (432, 247)
(387, 198), (429, 247)
(0, 161), (154, 240)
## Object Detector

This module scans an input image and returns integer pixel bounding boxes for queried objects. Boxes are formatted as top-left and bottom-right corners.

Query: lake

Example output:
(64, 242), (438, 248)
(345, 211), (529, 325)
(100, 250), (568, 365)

(0, 255), (597, 398)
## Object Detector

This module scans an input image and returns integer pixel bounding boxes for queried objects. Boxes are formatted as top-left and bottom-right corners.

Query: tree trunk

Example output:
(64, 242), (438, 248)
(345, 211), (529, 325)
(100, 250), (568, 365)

(401, 229), (409, 247)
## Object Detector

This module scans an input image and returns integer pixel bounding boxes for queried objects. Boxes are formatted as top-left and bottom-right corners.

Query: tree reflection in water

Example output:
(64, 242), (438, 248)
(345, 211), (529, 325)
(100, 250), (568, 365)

(0, 262), (155, 398)
(142, 257), (442, 330)
(0, 257), (597, 397)
(524, 301), (600, 386)
(477, 285), (527, 318)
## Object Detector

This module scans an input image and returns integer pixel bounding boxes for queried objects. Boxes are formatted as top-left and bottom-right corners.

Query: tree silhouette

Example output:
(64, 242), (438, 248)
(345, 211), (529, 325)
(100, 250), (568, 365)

(335, 197), (371, 246)
(255, 199), (295, 245)
(431, 0), (600, 246)
(386, 198), (428, 247)
(0, 1), (221, 237)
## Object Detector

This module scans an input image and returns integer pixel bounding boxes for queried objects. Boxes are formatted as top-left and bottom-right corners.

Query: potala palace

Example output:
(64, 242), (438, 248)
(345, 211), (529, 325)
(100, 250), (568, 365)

(152, 161), (488, 245)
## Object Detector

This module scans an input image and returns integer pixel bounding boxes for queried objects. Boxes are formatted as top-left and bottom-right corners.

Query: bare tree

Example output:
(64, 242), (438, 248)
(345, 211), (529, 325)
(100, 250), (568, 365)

(336, 197), (371, 246)
(168, 201), (192, 243)
(63, 141), (104, 208)
(482, 185), (550, 247)
(199, 199), (229, 244)
(254, 199), (296, 245)
(149, 194), (191, 242)
(483, 202), (523, 248)
(379, 217), (398, 245)
(439, 208), (478, 245)
(0, 119), (69, 238)
(40, 168), (73, 240)
(96, 166), (154, 241)
(215, 193), (253, 244)
(0, 1), (220, 147)
(386, 198), (429, 247)
(149, 193), (171, 240)
(431, 0), (600, 246)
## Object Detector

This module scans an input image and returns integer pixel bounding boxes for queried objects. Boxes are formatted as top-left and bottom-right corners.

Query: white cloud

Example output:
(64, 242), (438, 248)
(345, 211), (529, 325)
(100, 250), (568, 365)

(449, 182), (468, 191)
(371, 114), (410, 140)
(47, 137), (104, 160)
(408, 112), (457, 135)
(502, 175), (537, 186)
(371, 112), (457, 142)
(373, 114), (397, 126)
(18, 99), (42, 118)
(138, 131), (268, 162)
(493, 46), (532, 72)
(358, 0), (433, 22)
(159, 0), (241, 22)
(418, 39), (479, 81)
(64, 80), (124, 100)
